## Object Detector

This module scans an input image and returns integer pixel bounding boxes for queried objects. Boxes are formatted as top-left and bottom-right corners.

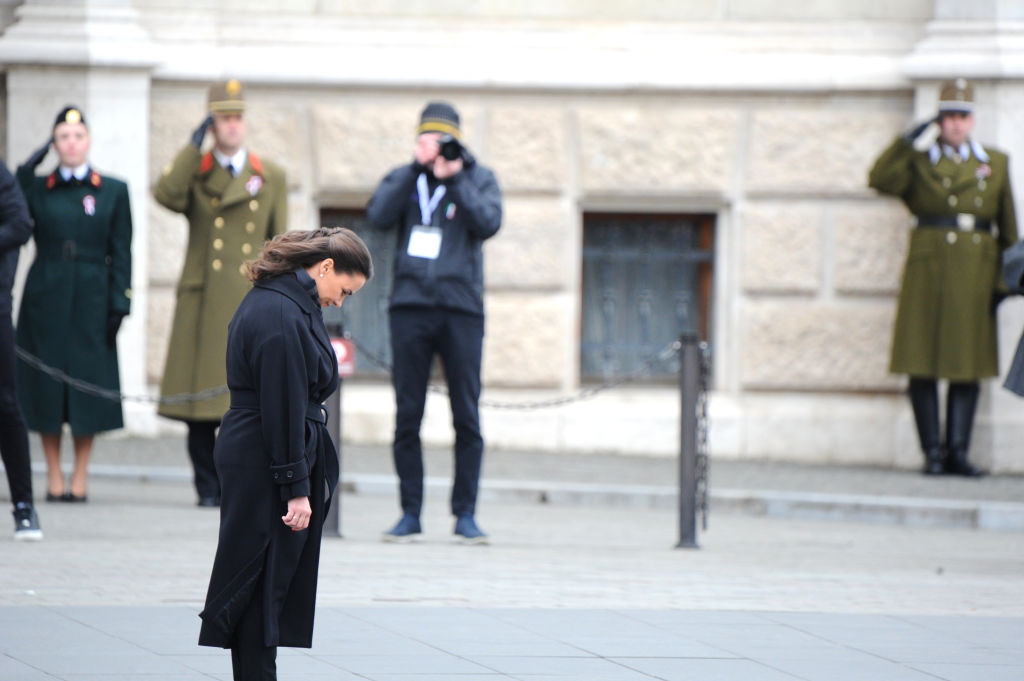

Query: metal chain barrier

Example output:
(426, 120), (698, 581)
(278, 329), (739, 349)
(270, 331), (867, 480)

(16, 334), (689, 413)
(14, 346), (229, 405)
(349, 335), (683, 411)
(696, 340), (711, 531)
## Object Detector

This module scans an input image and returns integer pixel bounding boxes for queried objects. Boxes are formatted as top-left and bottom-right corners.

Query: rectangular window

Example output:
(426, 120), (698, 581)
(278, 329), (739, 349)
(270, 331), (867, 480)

(320, 208), (393, 379)
(580, 212), (714, 382)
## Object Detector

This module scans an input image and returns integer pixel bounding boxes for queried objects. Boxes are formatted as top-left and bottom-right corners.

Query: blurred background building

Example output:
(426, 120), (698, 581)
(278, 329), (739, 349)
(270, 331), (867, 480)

(2, 0), (1023, 471)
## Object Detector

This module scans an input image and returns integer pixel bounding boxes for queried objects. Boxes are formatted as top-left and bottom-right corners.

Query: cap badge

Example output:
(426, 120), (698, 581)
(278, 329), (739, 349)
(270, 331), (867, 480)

(65, 109), (81, 124)
(226, 79), (242, 96)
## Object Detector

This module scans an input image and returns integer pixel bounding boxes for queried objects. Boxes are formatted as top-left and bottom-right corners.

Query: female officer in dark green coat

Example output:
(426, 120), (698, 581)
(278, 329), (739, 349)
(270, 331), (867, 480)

(16, 106), (132, 501)
(869, 79), (1017, 477)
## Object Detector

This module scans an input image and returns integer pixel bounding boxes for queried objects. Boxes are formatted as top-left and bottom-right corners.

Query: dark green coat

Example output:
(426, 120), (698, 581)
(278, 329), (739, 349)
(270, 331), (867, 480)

(15, 165), (132, 435)
(869, 137), (1018, 380)
(153, 145), (287, 421)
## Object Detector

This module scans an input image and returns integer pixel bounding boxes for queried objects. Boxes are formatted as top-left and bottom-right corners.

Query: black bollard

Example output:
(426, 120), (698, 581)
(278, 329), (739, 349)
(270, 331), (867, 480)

(676, 334), (700, 549)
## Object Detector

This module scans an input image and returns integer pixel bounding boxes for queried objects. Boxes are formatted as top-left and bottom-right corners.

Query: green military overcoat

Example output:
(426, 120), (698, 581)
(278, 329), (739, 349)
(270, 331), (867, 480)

(869, 137), (1018, 381)
(153, 145), (287, 421)
(15, 165), (132, 435)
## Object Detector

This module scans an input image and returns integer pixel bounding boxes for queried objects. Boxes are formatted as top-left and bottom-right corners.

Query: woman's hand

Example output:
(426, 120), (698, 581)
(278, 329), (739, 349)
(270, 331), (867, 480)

(282, 496), (311, 531)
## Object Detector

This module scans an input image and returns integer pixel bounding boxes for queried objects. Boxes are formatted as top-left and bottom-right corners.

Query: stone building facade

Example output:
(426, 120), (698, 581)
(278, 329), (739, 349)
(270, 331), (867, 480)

(2, 0), (1023, 471)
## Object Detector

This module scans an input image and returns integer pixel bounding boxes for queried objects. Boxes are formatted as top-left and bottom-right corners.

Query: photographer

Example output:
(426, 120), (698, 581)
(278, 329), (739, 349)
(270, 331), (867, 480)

(367, 101), (502, 544)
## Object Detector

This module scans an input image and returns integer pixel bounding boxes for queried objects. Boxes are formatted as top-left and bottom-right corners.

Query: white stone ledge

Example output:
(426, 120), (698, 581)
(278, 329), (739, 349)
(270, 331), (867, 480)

(130, 15), (923, 92)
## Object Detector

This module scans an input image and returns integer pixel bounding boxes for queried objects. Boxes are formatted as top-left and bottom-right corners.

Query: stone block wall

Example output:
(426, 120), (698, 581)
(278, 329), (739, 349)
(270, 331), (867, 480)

(146, 85), (914, 399)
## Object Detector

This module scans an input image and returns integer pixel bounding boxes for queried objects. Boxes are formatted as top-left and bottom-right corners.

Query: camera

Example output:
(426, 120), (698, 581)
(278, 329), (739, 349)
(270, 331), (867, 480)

(438, 134), (463, 161)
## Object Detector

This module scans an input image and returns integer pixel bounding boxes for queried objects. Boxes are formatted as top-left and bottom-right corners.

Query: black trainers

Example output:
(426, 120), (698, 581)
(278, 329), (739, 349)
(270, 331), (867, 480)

(382, 513), (423, 543)
(13, 502), (43, 542)
(453, 514), (488, 545)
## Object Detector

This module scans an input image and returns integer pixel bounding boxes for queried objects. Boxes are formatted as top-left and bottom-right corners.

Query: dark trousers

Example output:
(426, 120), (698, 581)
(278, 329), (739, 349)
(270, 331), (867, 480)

(390, 307), (484, 518)
(0, 302), (32, 505)
(230, 577), (277, 681)
(186, 420), (221, 499)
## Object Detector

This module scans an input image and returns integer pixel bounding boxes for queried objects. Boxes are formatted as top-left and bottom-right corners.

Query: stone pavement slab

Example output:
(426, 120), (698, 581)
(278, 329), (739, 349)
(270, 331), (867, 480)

(1, 606), (1022, 681)
(3, 456), (1024, 680)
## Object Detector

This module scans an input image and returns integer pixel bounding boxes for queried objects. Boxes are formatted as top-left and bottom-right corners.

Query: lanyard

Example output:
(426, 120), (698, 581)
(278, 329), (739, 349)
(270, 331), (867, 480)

(416, 173), (447, 225)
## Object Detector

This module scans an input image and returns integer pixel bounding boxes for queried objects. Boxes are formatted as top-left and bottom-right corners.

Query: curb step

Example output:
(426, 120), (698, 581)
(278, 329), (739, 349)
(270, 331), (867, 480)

(34, 463), (1024, 532)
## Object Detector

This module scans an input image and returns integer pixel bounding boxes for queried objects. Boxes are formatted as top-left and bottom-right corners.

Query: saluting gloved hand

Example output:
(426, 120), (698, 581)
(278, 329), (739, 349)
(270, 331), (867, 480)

(24, 137), (53, 170)
(903, 117), (940, 152)
(106, 312), (126, 348)
(190, 114), (214, 149)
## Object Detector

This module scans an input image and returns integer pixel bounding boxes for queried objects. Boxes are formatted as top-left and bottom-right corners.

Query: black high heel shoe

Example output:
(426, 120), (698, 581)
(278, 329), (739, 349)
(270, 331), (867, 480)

(45, 492), (64, 503)
(62, 492), (88, 503)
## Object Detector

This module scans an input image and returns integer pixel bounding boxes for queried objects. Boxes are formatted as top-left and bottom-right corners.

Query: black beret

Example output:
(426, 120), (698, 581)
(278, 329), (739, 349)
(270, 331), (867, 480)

(54, 106), (87, 129)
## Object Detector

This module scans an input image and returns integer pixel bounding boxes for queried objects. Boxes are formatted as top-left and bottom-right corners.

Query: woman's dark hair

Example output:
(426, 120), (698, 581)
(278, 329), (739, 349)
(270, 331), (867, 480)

(246, 227), (373, 283)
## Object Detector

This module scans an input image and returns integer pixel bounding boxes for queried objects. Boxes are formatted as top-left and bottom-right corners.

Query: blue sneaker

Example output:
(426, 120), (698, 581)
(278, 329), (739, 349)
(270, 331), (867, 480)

(453, 515), (488, 545)
(382, 514), (422, 543)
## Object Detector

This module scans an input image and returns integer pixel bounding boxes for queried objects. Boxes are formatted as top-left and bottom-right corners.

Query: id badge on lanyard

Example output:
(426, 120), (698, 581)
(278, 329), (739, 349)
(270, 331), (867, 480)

(408, 173), (446, 260)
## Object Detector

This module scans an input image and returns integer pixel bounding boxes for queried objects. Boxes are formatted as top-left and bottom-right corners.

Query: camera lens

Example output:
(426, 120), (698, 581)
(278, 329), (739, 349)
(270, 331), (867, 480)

(439, 135), (462, 161)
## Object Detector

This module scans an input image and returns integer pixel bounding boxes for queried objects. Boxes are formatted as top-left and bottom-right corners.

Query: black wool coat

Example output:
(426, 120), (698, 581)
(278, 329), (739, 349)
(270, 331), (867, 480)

(199, 270), (339, 649)
(0, 160), (32, 304)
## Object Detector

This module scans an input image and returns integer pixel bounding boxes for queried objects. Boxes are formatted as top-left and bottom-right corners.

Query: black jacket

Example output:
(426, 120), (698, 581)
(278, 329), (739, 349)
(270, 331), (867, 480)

(366, 160), (502, 316)
(0, 159), (32, 304)
(199, 270), (339, 649)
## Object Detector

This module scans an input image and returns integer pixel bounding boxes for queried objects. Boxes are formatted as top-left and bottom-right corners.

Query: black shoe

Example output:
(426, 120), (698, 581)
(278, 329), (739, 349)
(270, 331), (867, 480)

(197, 496), (220, 508)
(13, 502), (43, 541)
(62, 492), (87, 503)
(923, 447), (944, 476)
(45, 492), (64, 503)
(945, 449), (984, 477)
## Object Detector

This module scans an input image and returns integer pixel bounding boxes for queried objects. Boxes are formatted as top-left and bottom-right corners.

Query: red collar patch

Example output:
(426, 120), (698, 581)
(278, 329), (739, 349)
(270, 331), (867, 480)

(199, 152), (215, 175)
(249, 152), (264, 176)
(89, 171), (102, 188)
(46, 173), (56, 190)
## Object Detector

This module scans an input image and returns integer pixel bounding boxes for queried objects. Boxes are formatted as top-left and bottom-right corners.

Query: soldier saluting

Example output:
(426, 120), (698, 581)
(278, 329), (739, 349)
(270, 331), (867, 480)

(869, 78), (1018, 477)
(154, 80), (287, 506)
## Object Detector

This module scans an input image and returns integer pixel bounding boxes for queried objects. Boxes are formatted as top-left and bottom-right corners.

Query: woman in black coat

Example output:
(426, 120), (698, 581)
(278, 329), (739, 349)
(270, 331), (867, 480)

(198, 227), (371, 680)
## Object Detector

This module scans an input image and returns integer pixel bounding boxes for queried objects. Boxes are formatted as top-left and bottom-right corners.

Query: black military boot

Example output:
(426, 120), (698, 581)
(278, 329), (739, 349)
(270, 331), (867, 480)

(908, 378), (944, 475)
(945, 382), (984, 477)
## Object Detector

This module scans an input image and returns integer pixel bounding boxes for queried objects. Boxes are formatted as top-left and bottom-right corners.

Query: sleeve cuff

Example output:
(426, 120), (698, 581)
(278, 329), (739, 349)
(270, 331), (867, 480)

(280, 479), (311, 502)
(270, 459), (309, 486)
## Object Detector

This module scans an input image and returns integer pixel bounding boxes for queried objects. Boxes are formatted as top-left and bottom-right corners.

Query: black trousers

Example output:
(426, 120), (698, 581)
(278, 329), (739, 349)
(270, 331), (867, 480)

(186, 420), (221, 499)
(0, 300), (32, 505)
(229, 577), (277, 681)
(390, 307), (484, 518)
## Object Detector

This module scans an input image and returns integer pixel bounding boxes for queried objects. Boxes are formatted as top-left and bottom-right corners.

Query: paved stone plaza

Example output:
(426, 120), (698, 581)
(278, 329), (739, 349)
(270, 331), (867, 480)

(2, 440), (1023, 680)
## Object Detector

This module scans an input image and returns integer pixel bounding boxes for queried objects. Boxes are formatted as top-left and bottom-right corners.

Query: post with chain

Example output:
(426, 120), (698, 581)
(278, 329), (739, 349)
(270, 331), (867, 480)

(322, 314), (351, 538)
(676, 334), (700, 549)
